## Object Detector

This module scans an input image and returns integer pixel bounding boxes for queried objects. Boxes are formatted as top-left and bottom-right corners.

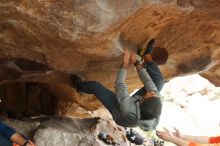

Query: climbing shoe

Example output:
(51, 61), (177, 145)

(70, 74), (83, 91)
(137, 38), (155, 58)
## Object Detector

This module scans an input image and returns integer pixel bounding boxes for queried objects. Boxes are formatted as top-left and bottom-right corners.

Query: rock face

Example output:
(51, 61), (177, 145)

(0, 0), (220, 119)
(4, 116), (130, 146)
(34, 117), (129, 146)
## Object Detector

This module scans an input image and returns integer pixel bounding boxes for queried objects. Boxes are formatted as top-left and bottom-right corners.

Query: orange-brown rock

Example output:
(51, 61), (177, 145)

(1, 0), (220, 117)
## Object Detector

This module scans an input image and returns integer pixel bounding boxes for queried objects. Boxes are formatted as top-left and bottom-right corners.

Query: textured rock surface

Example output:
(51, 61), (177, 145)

(4, 116), (131, 146)
(34, 117), (128, 146)
(0, 0), (220, 118)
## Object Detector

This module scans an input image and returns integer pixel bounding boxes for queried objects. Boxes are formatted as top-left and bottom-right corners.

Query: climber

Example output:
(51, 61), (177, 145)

(0, 100), (36, 146)
(73, 39), (165, 131)
(156, 127), (220, 146)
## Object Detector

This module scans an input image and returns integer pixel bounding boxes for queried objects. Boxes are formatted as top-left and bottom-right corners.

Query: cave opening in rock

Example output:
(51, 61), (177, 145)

(12, 58), (51, 71)
(0, 58), (84, 119)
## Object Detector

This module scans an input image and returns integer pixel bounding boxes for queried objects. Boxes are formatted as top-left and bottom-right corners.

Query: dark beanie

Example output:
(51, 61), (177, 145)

(140, 96), (162, 120)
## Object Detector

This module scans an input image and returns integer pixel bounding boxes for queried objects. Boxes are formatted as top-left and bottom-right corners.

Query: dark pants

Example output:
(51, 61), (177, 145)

(77, 61), (164, 113)
(0, 121), (15, 146)
(0, 134), (12, 146)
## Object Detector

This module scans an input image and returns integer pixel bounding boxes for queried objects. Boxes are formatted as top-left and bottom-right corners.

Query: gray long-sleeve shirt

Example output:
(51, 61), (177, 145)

(112, 68), (160, 131)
